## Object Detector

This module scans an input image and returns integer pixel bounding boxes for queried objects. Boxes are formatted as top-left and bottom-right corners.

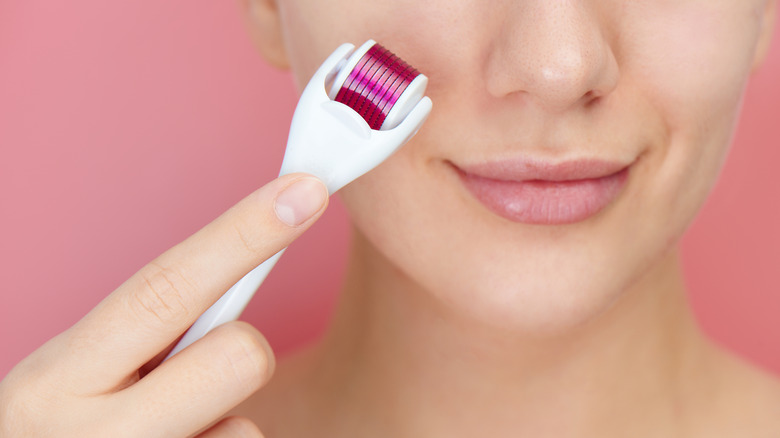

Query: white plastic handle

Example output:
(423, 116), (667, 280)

(164, 250), (285, 360)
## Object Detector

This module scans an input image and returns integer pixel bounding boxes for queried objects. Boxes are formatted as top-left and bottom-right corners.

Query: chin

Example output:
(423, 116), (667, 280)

(421, 240), (654, 337)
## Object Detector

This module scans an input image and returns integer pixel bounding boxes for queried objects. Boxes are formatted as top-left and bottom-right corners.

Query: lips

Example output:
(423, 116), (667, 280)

(452, 158), (631, 224)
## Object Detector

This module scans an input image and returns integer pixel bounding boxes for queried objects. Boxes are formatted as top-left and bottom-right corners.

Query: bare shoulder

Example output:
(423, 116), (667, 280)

(697, 342), (780, 437)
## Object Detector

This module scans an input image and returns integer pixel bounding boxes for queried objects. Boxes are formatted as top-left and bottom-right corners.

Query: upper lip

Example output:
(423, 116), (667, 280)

(451, 157), (632, 182)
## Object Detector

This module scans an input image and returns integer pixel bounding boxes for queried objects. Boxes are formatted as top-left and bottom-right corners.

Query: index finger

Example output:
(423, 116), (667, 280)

(57, 174), (328, 394)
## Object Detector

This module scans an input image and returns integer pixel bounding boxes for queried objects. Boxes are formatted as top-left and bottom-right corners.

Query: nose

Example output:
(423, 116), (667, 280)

(484, 1), (619, 113)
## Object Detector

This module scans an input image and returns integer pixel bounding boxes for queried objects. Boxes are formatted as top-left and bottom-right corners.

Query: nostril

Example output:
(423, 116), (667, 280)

(583, 90), (600, 108)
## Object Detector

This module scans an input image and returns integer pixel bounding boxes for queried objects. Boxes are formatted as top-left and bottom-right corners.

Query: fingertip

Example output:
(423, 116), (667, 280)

(273, 175), (329, 227)
(210, 321), (277, 389)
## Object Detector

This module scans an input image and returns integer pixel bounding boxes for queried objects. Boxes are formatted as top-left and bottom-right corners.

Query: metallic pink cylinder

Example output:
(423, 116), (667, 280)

(334, 43), (421, 130)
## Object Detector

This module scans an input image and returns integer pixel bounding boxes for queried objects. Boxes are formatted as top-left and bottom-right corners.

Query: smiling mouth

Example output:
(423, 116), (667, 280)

(450, 158), (632, 225)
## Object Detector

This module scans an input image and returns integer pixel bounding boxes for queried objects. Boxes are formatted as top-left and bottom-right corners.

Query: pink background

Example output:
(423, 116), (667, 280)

(1, 2), (778, 378)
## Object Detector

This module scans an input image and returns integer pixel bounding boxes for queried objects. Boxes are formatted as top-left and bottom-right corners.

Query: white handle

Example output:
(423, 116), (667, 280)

(164, 249), (286, 360)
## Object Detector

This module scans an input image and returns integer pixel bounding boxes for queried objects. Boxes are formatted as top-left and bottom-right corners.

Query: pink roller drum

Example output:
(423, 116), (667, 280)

(329, 40), (429, 131)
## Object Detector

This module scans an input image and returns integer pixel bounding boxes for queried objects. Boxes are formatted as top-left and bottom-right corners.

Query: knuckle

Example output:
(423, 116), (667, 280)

(231, 218), (268, 258)
(129, 262), (196, 327)
(215, 323), (275, 391)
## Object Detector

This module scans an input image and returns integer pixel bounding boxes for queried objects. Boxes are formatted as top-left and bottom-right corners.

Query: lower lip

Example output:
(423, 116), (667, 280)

(455, 166), (630, 225)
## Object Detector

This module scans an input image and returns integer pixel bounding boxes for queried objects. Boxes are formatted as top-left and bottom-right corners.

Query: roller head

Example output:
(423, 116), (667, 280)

(280, 39), (432, 192)
(329, 40), (428, 131)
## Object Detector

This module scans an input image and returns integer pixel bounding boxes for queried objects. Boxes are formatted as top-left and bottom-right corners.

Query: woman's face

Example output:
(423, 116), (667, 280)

(253, 0), (776, 333)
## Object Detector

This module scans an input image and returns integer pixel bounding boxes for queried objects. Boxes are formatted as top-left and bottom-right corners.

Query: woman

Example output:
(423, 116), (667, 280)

(1, 0), (778, 436)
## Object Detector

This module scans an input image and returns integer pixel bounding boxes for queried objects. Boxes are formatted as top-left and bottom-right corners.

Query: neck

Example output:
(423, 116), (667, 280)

(295, 230), (717, 437)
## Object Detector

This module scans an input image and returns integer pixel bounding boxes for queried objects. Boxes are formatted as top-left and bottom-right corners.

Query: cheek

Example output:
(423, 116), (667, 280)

(624, 2), (758, 132)
(623, 2), (758, 127)
(622, 2), (760, 223)
(279, 0), (478, 90)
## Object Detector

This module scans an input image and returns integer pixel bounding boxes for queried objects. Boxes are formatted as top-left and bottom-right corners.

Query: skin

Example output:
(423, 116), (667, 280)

(236, 0), (780, 436)
(0, 1), (777, 437)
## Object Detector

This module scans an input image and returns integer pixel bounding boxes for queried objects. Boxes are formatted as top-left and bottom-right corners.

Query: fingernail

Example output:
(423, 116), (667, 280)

(274, 177), (328, 226)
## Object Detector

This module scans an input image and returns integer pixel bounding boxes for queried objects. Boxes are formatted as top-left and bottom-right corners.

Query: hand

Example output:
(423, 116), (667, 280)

(0, 174), (329, 438)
